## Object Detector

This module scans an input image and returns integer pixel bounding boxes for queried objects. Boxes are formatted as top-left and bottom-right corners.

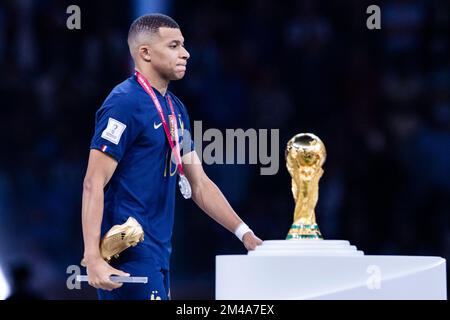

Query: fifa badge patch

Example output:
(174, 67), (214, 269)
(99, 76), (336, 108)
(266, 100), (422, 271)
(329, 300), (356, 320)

(101, 117), (126, 145)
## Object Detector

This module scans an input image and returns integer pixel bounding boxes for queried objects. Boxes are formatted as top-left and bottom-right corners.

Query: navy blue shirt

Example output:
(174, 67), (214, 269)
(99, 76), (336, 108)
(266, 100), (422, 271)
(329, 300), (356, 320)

(90, 75), (194, 270)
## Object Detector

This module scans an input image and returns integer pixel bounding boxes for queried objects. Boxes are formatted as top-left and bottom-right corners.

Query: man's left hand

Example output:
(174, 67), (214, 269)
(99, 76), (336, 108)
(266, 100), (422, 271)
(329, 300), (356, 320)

(242, 232), (263, 251)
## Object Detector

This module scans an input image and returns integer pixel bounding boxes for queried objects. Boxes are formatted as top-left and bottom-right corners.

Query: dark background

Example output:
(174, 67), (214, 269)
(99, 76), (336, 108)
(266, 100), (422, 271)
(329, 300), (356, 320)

(0, 0), (448, 299)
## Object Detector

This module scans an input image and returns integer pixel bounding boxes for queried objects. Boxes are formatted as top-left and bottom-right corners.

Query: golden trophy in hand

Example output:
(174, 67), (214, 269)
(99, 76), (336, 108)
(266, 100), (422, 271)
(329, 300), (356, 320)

(78, 217), (148, 284)
(81, 217), (144, 266)
(100, 216), (144, 262)
(286, 133), (326, 240)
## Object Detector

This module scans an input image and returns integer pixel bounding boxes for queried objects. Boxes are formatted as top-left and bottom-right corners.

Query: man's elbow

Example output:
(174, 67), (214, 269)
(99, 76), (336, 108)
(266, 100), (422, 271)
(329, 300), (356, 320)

(83, 177), (94, 194)
(83, 176), (104, 193)
(192, 174), (209, 200)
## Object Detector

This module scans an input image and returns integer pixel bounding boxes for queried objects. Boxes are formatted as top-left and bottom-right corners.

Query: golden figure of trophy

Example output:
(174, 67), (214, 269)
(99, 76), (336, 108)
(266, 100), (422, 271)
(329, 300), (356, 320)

(99, 217), (144, 262)
(78, 217), (148, 285)
(81, 217), (144, 267)
(286, 133), (326, 240)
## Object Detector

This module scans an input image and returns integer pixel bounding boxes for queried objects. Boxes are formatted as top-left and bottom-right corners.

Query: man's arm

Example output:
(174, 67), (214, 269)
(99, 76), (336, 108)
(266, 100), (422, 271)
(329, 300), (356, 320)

(82, 149), (129, 291)
(182, 151), (263, 250)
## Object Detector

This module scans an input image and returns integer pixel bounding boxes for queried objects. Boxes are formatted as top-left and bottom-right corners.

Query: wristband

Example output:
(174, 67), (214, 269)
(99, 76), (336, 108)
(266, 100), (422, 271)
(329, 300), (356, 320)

(234, 222), (252, 242)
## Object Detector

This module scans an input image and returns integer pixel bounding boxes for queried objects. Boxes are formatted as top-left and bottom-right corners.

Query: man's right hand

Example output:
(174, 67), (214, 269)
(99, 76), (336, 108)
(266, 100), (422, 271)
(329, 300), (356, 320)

(85, 256), (130, 291)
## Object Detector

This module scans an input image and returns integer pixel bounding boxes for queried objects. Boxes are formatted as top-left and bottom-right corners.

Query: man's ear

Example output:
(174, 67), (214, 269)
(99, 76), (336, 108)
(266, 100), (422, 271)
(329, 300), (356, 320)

(138, 45), (152, 62)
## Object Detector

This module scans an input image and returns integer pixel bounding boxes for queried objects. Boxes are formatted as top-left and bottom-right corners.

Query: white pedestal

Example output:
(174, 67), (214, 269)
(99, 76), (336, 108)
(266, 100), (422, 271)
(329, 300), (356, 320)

(216, 240), (447, 300)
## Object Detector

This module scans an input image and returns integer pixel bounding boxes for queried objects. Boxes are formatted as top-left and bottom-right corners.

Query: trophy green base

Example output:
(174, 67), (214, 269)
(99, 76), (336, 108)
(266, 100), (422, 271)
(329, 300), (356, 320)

(286, 224), (323, 240)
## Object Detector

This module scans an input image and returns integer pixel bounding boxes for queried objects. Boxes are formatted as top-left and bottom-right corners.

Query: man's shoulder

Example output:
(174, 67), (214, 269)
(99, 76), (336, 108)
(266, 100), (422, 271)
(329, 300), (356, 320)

(100, 77), (144, 113)
(110, 76), (140, 96)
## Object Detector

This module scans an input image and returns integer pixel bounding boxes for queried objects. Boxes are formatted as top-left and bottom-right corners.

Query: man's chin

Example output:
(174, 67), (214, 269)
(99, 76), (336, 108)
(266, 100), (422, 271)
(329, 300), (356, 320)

(171, 72), (186, 80)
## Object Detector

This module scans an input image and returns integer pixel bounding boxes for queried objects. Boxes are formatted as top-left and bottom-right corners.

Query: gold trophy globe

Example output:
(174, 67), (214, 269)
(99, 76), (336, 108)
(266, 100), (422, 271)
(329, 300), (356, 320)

(285, 133), (326, 240)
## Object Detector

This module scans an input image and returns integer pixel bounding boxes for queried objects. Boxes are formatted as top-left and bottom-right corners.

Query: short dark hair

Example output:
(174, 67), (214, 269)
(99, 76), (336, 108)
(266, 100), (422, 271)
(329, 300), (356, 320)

(128, 13), (179, 48)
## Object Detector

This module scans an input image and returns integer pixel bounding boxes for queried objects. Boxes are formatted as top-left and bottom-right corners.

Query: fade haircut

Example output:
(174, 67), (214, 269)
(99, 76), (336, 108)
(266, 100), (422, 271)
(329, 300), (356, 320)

(127, 13), (180, 54)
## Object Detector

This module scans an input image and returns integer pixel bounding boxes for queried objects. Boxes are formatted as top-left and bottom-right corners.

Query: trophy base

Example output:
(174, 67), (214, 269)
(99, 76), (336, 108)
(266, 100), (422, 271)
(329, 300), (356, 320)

(286, 223), (323, 240)
(216, 253), (447, 299)
(248, 240), (363, 256)
(216, 240), (446, 299)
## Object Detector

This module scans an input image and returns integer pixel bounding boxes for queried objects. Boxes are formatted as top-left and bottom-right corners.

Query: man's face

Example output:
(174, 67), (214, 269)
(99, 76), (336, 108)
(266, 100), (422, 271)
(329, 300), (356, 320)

(147, 27), (190, 80)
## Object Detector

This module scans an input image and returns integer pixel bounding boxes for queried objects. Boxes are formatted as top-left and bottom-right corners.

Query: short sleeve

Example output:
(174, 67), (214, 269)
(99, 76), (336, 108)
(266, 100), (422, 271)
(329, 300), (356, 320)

(90, 94), (142, 162)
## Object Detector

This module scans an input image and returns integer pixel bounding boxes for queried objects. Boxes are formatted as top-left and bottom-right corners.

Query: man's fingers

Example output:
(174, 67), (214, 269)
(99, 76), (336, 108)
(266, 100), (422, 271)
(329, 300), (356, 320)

(88, 280), (112, 290)
(109, 267), (130, 277)
(88, 274), (127, 291)
(100, 279), (123, 291)
(245, 235), (263, 250)
(254, 235), (263, 244)
(108, 281), (123, 290)
(100, 267), (129, 290)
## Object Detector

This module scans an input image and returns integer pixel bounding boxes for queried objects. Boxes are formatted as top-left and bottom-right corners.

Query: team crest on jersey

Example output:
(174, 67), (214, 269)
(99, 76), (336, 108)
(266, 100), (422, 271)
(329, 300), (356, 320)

(168, 114), (184, 141)
(168, 115), (176, 141)
(101, 117), (126, 145)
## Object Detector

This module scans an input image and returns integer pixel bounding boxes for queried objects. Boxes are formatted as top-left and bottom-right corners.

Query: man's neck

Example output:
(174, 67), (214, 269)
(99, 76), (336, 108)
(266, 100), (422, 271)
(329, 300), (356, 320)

(135, 66), (169, 96)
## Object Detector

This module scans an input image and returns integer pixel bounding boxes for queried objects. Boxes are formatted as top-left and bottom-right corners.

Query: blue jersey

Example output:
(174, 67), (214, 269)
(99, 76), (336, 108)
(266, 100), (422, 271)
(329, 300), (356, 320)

(90, 74), (194, 270)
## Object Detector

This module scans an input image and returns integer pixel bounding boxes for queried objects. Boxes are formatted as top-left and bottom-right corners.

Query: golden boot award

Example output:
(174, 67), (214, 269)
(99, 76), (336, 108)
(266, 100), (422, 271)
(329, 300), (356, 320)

(100, 216), (145, 262)
(80, 217), (144, 267)
(285, 133), (325, 239)
(77, 217), (148, 285)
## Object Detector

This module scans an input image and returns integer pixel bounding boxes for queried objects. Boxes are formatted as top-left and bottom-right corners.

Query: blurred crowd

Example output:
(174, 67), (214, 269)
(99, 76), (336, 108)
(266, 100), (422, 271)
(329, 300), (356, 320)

(0, 0), (448, 299)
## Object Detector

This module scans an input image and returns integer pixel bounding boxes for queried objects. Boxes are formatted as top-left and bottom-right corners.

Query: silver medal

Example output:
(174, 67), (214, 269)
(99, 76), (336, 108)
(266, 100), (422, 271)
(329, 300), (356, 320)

(178, 175), (192, 199)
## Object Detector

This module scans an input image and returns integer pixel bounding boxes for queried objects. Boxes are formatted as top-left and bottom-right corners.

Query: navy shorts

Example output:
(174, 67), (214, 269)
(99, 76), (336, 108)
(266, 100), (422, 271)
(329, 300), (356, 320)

(97, 258), (170, 300)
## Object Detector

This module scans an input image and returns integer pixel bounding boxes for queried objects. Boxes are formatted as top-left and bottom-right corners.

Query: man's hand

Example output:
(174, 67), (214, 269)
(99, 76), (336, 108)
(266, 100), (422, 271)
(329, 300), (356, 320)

(242, 232), (263, 251)
(85, 256), (130, 291)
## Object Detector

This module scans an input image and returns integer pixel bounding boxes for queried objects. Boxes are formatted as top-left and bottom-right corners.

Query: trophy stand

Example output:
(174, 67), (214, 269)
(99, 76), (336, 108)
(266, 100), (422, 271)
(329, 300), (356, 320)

(216, 133), (447, 300)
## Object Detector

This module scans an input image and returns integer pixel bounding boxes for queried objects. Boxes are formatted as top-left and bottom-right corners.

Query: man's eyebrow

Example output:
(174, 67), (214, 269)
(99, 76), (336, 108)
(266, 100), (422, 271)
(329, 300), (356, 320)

(168, 39), (185, 44)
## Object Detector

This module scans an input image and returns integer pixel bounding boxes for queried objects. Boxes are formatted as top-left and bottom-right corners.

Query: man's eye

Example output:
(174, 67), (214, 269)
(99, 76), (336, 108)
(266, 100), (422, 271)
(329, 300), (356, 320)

(169, 45), (177, 48)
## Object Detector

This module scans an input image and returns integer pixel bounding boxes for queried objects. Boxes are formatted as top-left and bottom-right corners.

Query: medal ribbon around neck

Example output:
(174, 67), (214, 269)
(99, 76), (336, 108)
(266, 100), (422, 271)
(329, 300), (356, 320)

(135, 70), (191, 199)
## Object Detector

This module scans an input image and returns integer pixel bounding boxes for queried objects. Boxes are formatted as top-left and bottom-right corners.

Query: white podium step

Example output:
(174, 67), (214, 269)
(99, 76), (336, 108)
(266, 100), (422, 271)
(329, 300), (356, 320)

(216, 240), (447, 300)
(249, 240), (364, 256)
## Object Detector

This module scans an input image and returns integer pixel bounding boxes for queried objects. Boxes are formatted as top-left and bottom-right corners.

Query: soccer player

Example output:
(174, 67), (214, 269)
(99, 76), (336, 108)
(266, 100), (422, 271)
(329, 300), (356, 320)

(81, 13), (263, 300)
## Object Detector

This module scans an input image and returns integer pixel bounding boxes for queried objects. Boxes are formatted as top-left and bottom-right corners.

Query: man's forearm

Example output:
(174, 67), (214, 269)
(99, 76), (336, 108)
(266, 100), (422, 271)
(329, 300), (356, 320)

(82, 179), (105, 262)
(192, 175), (242, 233)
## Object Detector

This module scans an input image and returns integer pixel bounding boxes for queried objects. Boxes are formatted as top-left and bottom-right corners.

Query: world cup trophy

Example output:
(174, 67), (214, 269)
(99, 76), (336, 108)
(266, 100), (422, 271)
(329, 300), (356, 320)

(216, 133), (447, 300)
(285, 133), (326, 240)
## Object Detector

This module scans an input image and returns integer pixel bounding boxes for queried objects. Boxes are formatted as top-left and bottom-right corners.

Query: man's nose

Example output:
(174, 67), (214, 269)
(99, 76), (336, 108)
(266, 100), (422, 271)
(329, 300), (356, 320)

(181, 46), (190, 60)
